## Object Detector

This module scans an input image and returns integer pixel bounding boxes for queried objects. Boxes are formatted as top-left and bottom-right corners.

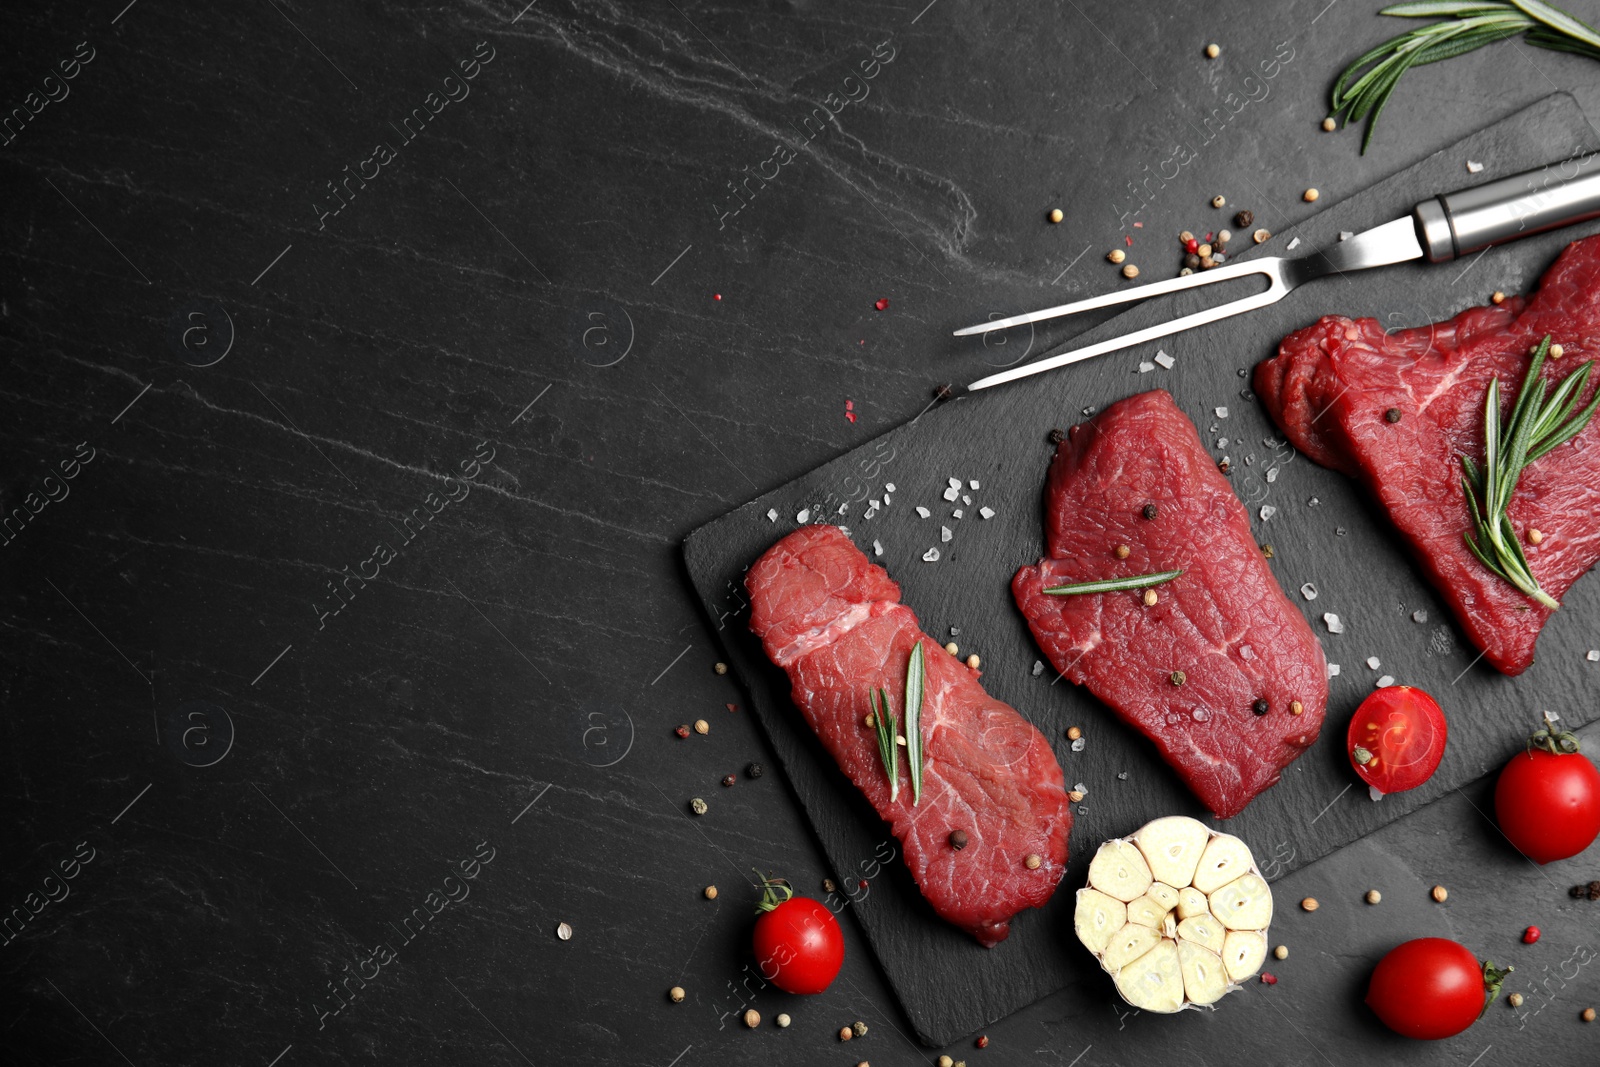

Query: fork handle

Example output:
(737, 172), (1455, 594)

(1415, 152), (1600, 263)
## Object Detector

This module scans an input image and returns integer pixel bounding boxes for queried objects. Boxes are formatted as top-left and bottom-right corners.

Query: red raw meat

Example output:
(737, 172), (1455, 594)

(1255, 234), (1600, 675)
(746, 525), (1071, 947)
(1012, 391), (1328, 819)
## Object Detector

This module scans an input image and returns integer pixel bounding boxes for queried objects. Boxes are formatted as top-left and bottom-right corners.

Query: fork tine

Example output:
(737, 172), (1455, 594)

(952, 258), (1280, 337)
(965, 279), (1289, 392)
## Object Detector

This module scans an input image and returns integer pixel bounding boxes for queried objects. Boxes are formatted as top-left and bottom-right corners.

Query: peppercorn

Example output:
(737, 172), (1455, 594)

(863, 712), (876, 729)
(743, 1008), (760, 1028)
(966, 654), (981, 670)
(939, 1058), (954, 1067)
(1301, 897), (1319, 911)
(1142, 503), (1158, 520)
(1180, 230), (1195, 243)
(944, 642), (959, 656)
(704, 885), (718, 900)
(1274, 945), (1288, 960)
(1590, 879), (1600, 898)
(1025, 854), (1042, 870)
(1235, 209), (1254, 228)
(1261, 544), (1274, 558)
(839, 1026), (853, 1041)
(1431, 884), (1449, 902)
(1122, 264), (1140, 279)
(1260, 972), (1278, 985)
(1572, 884), (1587, 899)
(976, 1034), (991, 1048)
(1108, 248), (1126, 264)
(1253, 228), (1271, 244)
(1197, 243), (1212, 258)
(1524, 926), (1542, 944)
(1179, 267), (1194, 276)
(714, 661), (728, 675)
(747, 762), (763, 778)
(934, 383), (954, 401)
(776, 1012), (791, 1027)
(675, 724), (691, 739)
(1184, 237), (1200, 253)
(1551, 343), (1566, 358)
(1184, 253), (1201, 269)
(1143, 589), (1159, 606)
(823, 877), (837, 893)
(1218, 229), (1232, 245)
(1114, 544), (1131, 559)
(1584, 1007), (1597, 1022)
(1321, 117), (1337, 132)
(1365, 889), (1382, 904)
(694, 719), (710, 735)
(721, 774), (736, 787)
(949, 829), (969, 850)
(1529, 528), (1544, 545)
(1067, 726), (1082, 740)
(1049, 208), (1064, 224)
(1290, 700), (1304, 716)
(1218, 458), (1231, 473)
(1199, 255), (1216, 269)
(1068, 789), (1085, 802)
(1509, 992), (1524, 1008)
(1048, 427), (1067, 445)
(1212, 195), (1227, 208)
(1385, 407), (1402, 423)
(1492, 290), (1506, 304)
(1303, 188), (1320, 202)
(669, 985), (686, 1002)
(1204, 43), (1220, 58)
(1253, 698), (1269, 716)
(1170, 670), (1187, 686)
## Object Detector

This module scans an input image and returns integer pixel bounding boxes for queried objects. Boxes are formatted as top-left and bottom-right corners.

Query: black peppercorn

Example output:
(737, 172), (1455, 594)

(1048, 427), (1067, 445)
(949, 829), (969, 850)
(1142, 503), (1158, 520)
(746, 762), (763, 779)
(1252, 698), (1270, 716)
(1184, 253), (1201, 269)
(1234, 209), (1254, 228)
(1385, 407), (1402, 423)
(934, 382), (954, 401)
(1573, 884), (1588, 899)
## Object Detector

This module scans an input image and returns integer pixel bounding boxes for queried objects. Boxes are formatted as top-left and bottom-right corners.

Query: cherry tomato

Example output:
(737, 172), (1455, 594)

(750, 876), (844, 994)
(1495, 715), (1600, 864)
(1347, 685), (1448, 797)
(1366, 938), (1508, 1040)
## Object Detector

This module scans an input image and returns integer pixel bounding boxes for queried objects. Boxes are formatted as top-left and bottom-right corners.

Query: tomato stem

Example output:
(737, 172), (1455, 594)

(1480, 959), (1514, 1017)
(1528, 710), (1581, 756)
(753, 870), (795, 914)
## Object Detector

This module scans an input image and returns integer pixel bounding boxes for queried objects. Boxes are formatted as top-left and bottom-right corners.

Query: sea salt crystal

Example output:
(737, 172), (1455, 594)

(1260, 505), (1277, 521)
(838, 502), (849, 514)
(940, 526), (953, 542)
(1266, 467), (1279, 483)
(1117, 771), (1130, 781)
(796, 508), (811, 523)
(882, 494), (891, 506)
(943, 486), (959, 501)
(1589, 650), (1600, 662)
(1300, 583), (1319, 601)
(916, 506), (931, 518)
(1329, 663), (1341, 676)
(1082, 406), (1097, 416)
(1216, 407), (1229, 418)
(969, 480), (980, 490)
(1032, 660), (1045, 676)
(1286, 236), (1301, 251)
(870, 498), (880, 508)
(962, 494), (972, 505)
(1369, 785), (1384, 802)
(979, 506), (995, 519)
(922, 547), (940, 562)
(885, 483), (896, 493)
(950, 626), (960, 635)
(1366, 656), (1381, 669)
(1412, 610), (1428, 623)
(1070, 737), (1086, 752)
(1308, 497), (1320, 507)
(1217, 437), (1230, 448)
(1138, 361), (1156, 373)
(767, 508), (778, 522)
(872, 540), (883, 556)
(1339, 231), (1354, 241)
(952, 509), (964, 519)
(1324, 613), (1344, 634)
(948, 477), (961, 489)
(1467, 160), (1484, 173)
(1376, 675), (1395, 688)
(1155, 350), (1176, 369)
(1073, 782), (1089, 796)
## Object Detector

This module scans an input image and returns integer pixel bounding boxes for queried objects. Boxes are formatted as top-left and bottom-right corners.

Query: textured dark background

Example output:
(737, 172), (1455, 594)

(5, 2), (1600, 1066)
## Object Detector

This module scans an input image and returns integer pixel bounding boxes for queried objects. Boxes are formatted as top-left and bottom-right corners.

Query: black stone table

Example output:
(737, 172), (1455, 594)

(5, 3), (1599, 1065)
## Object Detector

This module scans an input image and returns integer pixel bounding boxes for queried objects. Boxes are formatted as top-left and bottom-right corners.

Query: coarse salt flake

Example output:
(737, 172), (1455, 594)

(1216, 407), (1229, 418)
(979, 506), (995, 519)
(872, 539), (883, 556)
(1339, 231), (1354, 241)
(1324, 613), (1344, 634)
(1300, 583), (1318, 601)
(1467, 160), (1484, 173)
(1155, 351), (1176, 369)
(796, 508), (811, 523)
(1287, 237), (1302, 250)
(1070, 737), (1086, 752)
(916, 506), (931, 518)
(885, 483), (896, 493)
(1329, 663), (1341, 676)
(1589, 650), (1600, 662)
(943, 486), (959, 502)
(962, 494), (972, 505)
(969, 479), (980, 490)
(1366, 656), (1381, 669)
(952, 509), (964, 519)
(922, 547), (941, 562)
(940, 526), (953, 542)
(1032, 660), (1045, 676)
(1217, 438), (1230, 449)
(1260, 505), (1277, 521)
(1376, 675), (1395, 688)
(948, 477), (962, 489)
(766, 508), (778, 522)
(1266, 467), (1279, 483)
(1138, 361), (1156, 373)
(838, 502), (849, 514)
(1412, 610), (1428, 623)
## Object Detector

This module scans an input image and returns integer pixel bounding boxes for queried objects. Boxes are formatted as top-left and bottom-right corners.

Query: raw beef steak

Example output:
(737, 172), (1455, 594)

(747, 525), (1071, 947)
(1255, 234), (1600, 675)
(1012, 390), (1328, 819)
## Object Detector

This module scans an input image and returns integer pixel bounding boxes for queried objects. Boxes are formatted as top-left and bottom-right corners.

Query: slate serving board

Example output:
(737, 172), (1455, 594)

(682, 94), (1600, 1047)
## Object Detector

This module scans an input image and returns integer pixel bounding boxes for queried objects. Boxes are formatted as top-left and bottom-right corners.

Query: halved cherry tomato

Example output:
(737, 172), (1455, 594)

(1347, 685), (1448, 798)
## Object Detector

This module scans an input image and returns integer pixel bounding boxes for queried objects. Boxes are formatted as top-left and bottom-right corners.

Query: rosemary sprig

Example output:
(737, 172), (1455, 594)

(904, 641), (926, 805)
(869, 686), (899, 802)
(1043, 569), (1184, 596)
(1331, 2), (1600, 153)
(1461, 335), (1600, 609)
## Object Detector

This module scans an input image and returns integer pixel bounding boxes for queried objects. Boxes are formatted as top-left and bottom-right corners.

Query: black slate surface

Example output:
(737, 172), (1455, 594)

(684, 93), (1600, 1045)
(9, 2), (1600, 1066)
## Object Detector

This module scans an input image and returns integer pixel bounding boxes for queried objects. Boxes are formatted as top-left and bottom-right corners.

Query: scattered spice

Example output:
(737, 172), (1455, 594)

(1301, 897), (1320, 912)
(1365, 889), (1382, 904)
(1170, 670), (1187, 686)
(1509, 992), (1525, 1008)
(694, 719), (710, 735)
(1253, 228), (1271, 244)
(939, 1059), (954, 1067)
(875, 297), (889, 311)
(1212, 195), (1227, 208)
(669, 985), (686, 1002)
(966, 654), (981, 670)
(1184, 253), (1201, 270)
(863, 712), (876, 728)
(1114, 544), (1131, 559)
(1261, 972), (1278, 985)
(839, 1026), (853, 1041)
(976, 1034), (991, 1048)
(556, 921), (573, 940)
(1303, 188), (1320, 202)
(675, 724), (691, 739)
(1274, 945), (1289, 960)
(1025, 854), (1042, 870)
(1068, 789), (1086, 802)
(1493, 290), (1506, 304)
(1384, 407), (1402, 423)
(1290, 700), (1304, 716)
(714, 661), (728, 675)
(1234, 209), (1254, 228)
(689, 797), (708, 815)
(1261, 543), (1274, 558)
(1524, 925), (1542, 944)
(1205, 43), (1221, 58)
(1551, 343), (1565, 358)
(1253, 698), (1270, 716)
(1529, 528), (1544, 545)
(1067, 726), (1083, 741)
(704, 885), (718, 900)
(747, 762), (763, 778)
(776, 1012), (791, 1028)
(744, 1008), (761, 1029)
(721, 774), (737, 787)
(944, 642), (960, 656)
(1322, 116), (1337, 132)
(823, 877), (837, 893)
(853, 1021), (869, 1038)
(1049, 208), (1064, 224)
(1431, 884), (1449, 902)
(1584, 1007), (1597, 1022)
(1048, 427), (1067, 445)
(1108, 248), (1126, 264)
(949, 829), (969, 851)
(1142, 503), (1159, 520)
(1143, 588), (1159, 607)
(934, 382), (954, 401)
(1122, 264), (1140, 279)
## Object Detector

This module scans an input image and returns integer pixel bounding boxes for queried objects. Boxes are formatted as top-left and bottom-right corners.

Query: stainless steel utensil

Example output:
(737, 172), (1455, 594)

(957, 152), (1600, 392)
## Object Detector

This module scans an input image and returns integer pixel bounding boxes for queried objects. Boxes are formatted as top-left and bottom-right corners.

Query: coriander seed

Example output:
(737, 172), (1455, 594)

(839, 1026), (853, 1041)
(1529, 528), (1544, 545)
(1301, 897), (1319, 912)
(1303, 188), (1320, 202)
(1114, 544), (1131, 559)
(944, 642), (959, 656)
(939, 1058), (954, 1067)
(1218, 229), (1232, 244)
(1108, 248), (1126, 264)
(1024, 853), (1042, 870)
(1066, 726), (1082, 740)
(1365, 889), (1381, 904)
(1290, 700), (1304, 716)
(694, 719), (710, 735)
(1068, 789), (1085, 802)
(966, 654), (980, 670)
(704, 885), (718, 900)
(1274, 945), (1288, 960)
(743, 1008), (760, 1028)
(1143, 589), (1159, 606)
(714, 661), (728, 675)
(1584, 1007), (1597, 1022)
(1049, 208), (1064, 224)
(557, 921), (573, 939)
(1122, 263), (1140, 279)
(1551, 343), (1565, 358)
(1205, 43), (1221, 58)
(1431, 884), (1449, 902)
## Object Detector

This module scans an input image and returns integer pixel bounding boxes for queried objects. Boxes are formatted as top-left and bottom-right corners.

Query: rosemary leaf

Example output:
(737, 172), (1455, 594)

(871, 688), (898, 802)
(1043, 568), (1184, 596)
(904, 642), (926, 805)
(1513, 0), (1600, 50)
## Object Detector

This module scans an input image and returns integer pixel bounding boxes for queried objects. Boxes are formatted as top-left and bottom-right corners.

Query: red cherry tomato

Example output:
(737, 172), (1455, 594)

(1347, 685), (1448, 797)
(1495, 716), (1600, 864)
(750, 877), (844, 994)
(1366, 938), (1508, 1040)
